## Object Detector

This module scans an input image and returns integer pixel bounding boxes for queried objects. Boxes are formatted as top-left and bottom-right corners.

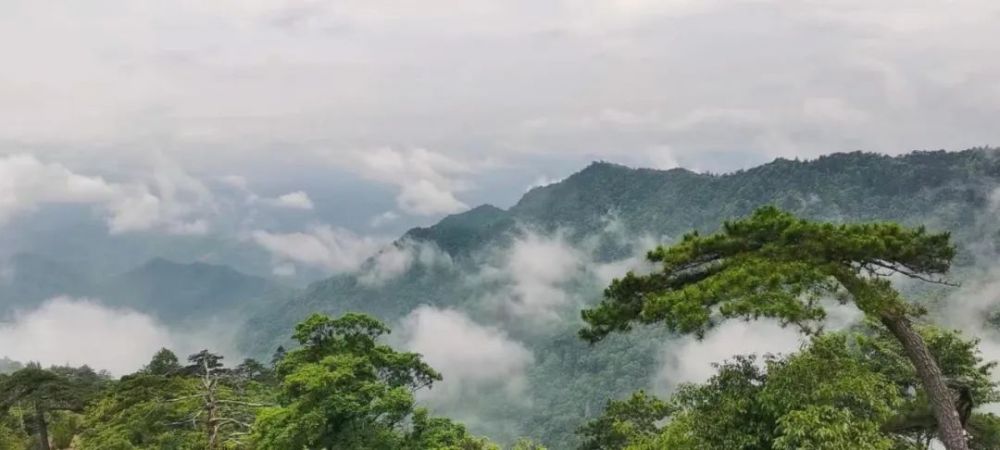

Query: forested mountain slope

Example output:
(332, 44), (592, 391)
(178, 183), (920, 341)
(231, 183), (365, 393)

(97, 258), (290, 323)
(0, 253), (97, 317)
(0, 255), (289, 326)
(241, 149), (1000, 448)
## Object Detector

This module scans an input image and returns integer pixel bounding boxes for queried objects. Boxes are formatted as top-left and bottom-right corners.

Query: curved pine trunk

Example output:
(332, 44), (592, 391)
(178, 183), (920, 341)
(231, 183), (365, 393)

(35, 408), (50, 450)
(881, 314), (968, 450)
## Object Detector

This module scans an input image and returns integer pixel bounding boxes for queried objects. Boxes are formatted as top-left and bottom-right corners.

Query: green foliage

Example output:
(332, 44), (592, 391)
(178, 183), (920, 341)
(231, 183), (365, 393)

(403, 408), (501, 450)
(772, 405), (893, 450)
(79, 372), (207, 449)
(968, 413), (1000, 450)
(582, 324), (1000, 450)
(510, 438), (549, 450)
(581, 206), (955, 342)
(252, 313), (443, 449)
(144, 348), (181, 376)
(80, 351), (273, 450)
(0, 365), (107, 450)
(0, 416), (30, 450)
(576, 391), (671, 450)
(49, 411), (83, 449)
(235, 150), (1000, 449)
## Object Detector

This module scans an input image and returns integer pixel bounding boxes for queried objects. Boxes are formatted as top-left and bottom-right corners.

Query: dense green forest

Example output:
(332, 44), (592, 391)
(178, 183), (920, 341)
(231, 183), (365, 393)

(4, 150), (1000, 449)
(5, 204), (1000, 448)
(235, 149), (1000, 447)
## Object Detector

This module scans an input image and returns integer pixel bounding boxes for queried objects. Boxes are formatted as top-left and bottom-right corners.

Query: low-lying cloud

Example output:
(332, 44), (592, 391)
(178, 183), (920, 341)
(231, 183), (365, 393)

(399, 306), (534, 402)
(357, 240), (453, 286)
(0, 297), (240, 376)
(251, 224), (388, 275)
(329, 148), (475, 217)
(652, 301), (864, 393)
(653, 319), (805, 393)
(477, 231), (586, 323)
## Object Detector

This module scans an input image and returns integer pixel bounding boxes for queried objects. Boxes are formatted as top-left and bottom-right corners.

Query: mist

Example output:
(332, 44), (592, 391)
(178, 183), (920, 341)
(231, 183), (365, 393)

(0, 297), (243, 376)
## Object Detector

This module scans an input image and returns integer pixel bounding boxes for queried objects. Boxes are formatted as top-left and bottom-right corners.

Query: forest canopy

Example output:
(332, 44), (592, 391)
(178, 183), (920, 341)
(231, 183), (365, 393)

(3, 206), (999, 449)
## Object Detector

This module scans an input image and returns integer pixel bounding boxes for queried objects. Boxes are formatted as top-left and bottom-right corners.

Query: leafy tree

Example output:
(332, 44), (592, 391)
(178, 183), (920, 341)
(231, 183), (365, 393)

(79, 349), (272, 450)
(510, 438), (549, 450)
(580, 324), (1000, 450)
(144, 348), (181, 376)
(0, 365), (102, 450)
(182, 350), (271, 449)
(79, 370), (207, 449)
(581, 207), (971, 449)
(402, 408), (500, 449)
(0, 412), (30, 450)
(251, 312), (488, 449)
(576, 391), (671, 450)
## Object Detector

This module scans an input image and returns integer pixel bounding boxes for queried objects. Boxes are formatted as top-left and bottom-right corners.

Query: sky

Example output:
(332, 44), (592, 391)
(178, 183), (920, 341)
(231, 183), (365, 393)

(0, 0), (999, 278)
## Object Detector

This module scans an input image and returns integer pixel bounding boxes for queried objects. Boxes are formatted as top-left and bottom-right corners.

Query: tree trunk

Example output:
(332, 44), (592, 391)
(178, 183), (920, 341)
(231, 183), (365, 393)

(881, 314), (968, 450)
(35, 408), (50, 450)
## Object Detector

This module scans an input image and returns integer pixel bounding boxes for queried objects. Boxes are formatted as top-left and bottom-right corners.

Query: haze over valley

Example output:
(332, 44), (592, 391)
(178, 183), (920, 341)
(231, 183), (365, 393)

(2, 1), (1000, 449)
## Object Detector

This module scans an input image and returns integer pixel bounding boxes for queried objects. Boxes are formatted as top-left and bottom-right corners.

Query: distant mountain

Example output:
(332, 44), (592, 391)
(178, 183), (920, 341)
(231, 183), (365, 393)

(98, 258), (291, 323)
(409, 149), (1000, 256)
(240, 149), (1000, 448)
(0, 254), (290, 326)
(0, 253), (98, 317)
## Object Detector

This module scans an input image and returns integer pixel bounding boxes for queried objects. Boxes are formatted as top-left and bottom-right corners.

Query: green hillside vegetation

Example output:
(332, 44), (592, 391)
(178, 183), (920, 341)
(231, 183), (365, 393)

(2, 314), (547, 450)
(98, 258), (291, 323)
(239, 149), (1000, 447)
(5, 149), (1000, 449)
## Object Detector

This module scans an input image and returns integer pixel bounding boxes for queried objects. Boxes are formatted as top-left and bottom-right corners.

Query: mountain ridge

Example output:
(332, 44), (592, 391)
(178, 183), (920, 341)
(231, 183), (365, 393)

(241, 148), (1000, 448)
(0, 255), (291, 325)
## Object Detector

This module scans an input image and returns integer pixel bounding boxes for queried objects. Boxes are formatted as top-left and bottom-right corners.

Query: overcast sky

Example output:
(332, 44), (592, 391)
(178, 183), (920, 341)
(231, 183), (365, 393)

(1, 0), (999, 275)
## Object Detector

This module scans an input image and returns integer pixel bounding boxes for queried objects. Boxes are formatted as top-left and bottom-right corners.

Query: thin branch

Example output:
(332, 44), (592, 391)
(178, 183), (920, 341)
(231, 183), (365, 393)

(215, 399), (275, 407)
(866, 260), (960, 287)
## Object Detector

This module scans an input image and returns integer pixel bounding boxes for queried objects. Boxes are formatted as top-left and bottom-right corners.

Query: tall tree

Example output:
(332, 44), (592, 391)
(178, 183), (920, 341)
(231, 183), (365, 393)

(251, 313), (494, 449)
(0, 366), (98, 450)
(581, 326), (1000, 450)
(80, 349), (271, 450)
(144, 348), (181, 376)
(580, 207), (970, 449)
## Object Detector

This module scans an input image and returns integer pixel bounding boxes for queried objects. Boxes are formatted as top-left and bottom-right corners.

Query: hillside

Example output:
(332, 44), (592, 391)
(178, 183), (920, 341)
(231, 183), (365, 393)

(0, 253), (98, 318)
(98, 258), (291, 323)
(240, 149), (1000, 448)
(0, 255), (290, 326)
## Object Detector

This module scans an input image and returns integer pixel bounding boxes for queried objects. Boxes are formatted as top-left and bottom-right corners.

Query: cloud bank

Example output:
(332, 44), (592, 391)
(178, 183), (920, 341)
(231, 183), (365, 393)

(399, 306), (534, 402)
(0, 297), (240, 376)
(251, 225), (387, 274)
(0, 154), (212, 235)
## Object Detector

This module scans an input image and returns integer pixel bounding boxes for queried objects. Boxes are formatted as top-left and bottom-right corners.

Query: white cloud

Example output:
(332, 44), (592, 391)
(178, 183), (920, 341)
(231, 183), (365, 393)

(265, 190), (315, 210)
(525, 175), (564, 192)
(0, 154), (213, 235)
(251, 224), (387, 273)
(939, 267), (1000, 383)
(653, 320), (805, 393)
(327, 148), (474, 216)
(397, 179), (466, 216)
(357, 240), (452, 286)
(0, 297), (240, 376)
(652, 301), (862, 393)
(0, 154), (118, 223)
(370, 210), (400, 228)
(399, 306), (534, 402)
(0, 0), (997, 191)
(477, 231), (585, 322)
